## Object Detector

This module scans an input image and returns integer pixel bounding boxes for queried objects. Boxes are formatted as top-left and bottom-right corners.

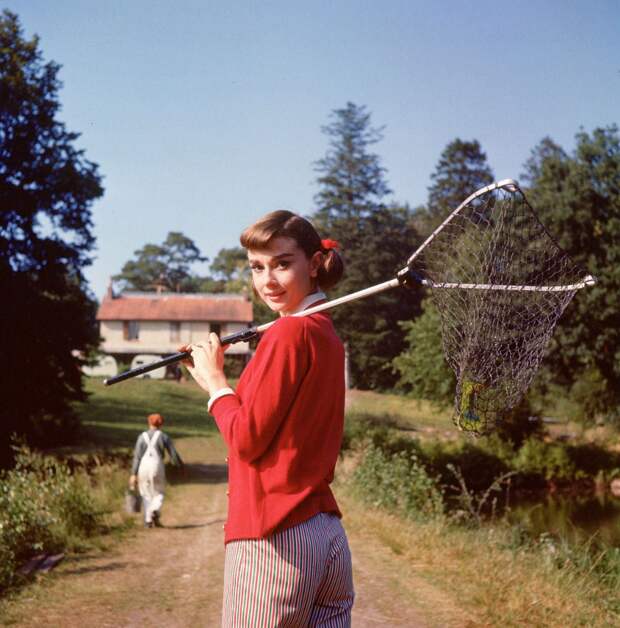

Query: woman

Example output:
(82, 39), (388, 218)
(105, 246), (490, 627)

(183, 210), (354, 626)
(129, 412), (184, 528)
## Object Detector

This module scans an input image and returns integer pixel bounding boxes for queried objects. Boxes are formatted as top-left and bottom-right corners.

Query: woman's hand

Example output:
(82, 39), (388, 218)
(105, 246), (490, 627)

(129, 474), (137, 490)
(179, 332), (229, 396)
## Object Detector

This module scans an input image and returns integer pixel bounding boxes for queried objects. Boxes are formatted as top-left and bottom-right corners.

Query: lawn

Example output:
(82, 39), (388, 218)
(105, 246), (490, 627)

(346, 388), (454, 433)
(74, 377), (218, 450)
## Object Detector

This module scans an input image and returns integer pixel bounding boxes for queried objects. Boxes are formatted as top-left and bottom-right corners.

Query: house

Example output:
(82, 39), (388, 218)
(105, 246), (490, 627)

(96, 285), (253, 373)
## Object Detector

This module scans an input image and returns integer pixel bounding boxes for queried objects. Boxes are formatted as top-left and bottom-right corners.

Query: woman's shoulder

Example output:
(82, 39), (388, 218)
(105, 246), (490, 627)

(268, 312), (339, 344)
(267, 315), (308, 338)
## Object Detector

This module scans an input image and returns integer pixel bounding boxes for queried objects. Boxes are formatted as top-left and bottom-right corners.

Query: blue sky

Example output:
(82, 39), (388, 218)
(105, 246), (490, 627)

(9, 1), (619, 298)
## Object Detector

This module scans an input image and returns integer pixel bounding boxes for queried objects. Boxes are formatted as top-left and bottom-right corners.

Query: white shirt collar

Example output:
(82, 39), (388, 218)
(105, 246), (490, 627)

(282, 291), (327, 316)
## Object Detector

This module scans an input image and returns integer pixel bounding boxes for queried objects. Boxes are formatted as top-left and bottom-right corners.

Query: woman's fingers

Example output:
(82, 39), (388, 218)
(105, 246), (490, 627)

(177, 344), (194, 367)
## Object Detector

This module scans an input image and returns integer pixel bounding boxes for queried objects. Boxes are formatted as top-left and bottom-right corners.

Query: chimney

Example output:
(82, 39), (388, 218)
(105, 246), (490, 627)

(105, 278), (114, 300)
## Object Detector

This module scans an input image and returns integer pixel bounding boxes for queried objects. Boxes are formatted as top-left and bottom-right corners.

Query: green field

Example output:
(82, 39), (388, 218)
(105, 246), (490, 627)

(75, 378), (218, 450)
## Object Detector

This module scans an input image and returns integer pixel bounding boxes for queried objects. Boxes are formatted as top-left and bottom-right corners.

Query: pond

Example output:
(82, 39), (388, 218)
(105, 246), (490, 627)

(506, 492), (620, 547)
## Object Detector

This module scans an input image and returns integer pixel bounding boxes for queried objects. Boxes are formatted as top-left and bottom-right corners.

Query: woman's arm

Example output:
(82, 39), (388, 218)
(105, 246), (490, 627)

(208, 318), (309, 462)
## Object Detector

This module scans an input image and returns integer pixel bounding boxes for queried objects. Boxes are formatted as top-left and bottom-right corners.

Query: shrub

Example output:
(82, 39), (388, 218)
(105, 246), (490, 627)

(0, 444), (102, 591)
(419, 439), (510, 494)
(353, 445), (444, 521)
(514, 438), (576, 482)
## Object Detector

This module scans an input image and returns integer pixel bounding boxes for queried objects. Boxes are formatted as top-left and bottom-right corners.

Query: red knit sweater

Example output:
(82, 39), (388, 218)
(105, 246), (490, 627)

(210, 311), (345, 543)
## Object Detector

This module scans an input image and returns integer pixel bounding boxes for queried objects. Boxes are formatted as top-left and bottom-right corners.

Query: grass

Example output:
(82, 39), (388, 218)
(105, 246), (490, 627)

(346, 389), (454, 433)
(6, 378), (618, 625)
(74, 377), (217, 450)
(336, 485), (620, 627)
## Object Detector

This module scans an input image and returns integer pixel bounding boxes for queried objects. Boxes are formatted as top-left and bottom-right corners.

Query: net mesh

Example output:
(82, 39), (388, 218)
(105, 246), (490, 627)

(409, 182), (591, 435)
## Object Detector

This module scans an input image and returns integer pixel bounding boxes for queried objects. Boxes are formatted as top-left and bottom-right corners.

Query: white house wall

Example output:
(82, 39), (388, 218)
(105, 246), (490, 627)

(99, 320), (251, 355)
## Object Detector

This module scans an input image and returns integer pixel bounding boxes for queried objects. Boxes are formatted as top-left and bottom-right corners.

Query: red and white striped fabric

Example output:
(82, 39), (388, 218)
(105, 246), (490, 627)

(222, 513), (354, 627)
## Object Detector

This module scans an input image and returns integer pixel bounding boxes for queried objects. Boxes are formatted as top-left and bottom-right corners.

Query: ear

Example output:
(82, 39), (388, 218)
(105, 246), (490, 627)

(309, 250), (323, 278)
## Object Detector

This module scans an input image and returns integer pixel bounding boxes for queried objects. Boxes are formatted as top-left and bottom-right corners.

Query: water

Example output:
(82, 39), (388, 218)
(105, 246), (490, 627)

(506, 492), (620, 547)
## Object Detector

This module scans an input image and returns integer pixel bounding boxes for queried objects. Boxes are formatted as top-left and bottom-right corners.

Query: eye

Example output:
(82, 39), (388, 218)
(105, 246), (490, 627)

(249, 263), (263, 273)
(277, 261), (290, 269)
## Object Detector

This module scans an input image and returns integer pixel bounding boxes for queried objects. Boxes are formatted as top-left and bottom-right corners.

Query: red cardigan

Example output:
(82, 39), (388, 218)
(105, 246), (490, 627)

(210, 311), (345, 543)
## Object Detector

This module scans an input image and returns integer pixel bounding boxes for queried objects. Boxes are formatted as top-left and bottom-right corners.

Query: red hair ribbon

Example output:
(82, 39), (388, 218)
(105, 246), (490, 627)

(321, 238), (340, 251)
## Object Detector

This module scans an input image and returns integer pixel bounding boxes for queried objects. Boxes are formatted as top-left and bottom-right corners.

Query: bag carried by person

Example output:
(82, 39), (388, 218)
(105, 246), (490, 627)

(124, 488), (142, 514)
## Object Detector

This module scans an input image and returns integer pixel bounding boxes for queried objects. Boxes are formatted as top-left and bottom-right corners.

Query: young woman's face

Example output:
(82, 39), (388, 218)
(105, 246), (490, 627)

(248, 236), (322, 315)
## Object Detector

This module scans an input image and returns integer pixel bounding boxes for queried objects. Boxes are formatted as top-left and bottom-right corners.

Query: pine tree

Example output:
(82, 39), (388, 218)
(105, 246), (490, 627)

(313, 103), (423, 389)
(415, 139), (494, 236)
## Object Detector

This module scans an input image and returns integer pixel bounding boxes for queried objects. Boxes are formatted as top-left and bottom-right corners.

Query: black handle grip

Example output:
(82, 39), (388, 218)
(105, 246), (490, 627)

(103, 326), (258, 386)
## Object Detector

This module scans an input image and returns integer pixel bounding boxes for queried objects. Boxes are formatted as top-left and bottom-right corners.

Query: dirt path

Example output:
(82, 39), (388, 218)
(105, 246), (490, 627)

(1, 437), (466, 627)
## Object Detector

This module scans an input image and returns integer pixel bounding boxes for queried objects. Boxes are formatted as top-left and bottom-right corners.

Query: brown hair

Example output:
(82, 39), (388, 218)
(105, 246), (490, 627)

(240, 210), (344, 290)
(147, 413), (164, 428)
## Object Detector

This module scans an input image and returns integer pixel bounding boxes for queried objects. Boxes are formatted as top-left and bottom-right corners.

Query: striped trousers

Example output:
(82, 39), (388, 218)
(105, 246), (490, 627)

(222, 513), (354, 627)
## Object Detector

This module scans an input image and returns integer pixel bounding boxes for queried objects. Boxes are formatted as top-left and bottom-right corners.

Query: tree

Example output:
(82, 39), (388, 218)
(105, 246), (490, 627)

(415, 139), (494, 235)
(394, 138), (494, 401)
(522, 126), (620, 421)
(0, 11), (103, 466)
(209, 246), (249, 291)
(314, 102), (391, 224)
(313, 103), (423, 389)
(392, 301), (454, 405)
(114, 231), (207, 292)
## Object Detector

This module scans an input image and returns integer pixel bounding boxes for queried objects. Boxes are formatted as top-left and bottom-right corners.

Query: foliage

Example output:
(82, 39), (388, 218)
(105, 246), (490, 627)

(353, 444), (444, 521)
(446, 464), (516, 526)
(314, 102), (391, 223)
(0, 444), (101, 591)
(522, 126), (620, 421)
(313, 102), (423, 388)
(0, 11), (103, 466)
(392, 300), (454, 405)
(114, 231), (207, 292)
(208, 246), (249, 290)
(493, 396), (545, 447)
(343, 407), (620, 499)
(394, 138), (493, 406)
(413, 138), (494, 235)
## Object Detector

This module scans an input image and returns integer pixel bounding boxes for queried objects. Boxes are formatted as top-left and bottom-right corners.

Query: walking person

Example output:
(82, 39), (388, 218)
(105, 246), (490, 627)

(129, 412), (184, 528)
(183, 210), (354, 626)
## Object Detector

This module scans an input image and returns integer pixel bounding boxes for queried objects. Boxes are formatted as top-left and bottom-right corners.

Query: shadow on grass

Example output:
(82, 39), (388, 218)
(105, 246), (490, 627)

(168, 463), (228, 485)
(165, 519), (225, 530)
(60, 561), (130, 576)
(80, 420), (206, 450)
(76, 379), (218, 449)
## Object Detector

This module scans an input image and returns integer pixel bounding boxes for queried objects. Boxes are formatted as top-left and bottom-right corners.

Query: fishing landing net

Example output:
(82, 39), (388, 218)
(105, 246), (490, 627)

(407, 180), (595, 435)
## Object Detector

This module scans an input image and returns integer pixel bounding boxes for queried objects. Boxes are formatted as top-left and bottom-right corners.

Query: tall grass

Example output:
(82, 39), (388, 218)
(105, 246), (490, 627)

(339, 488), (620, 626)
(342, 400), (620, 625)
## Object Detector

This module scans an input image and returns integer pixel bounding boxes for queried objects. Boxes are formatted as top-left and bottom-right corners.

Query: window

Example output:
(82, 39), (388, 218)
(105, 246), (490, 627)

(170, 321), (181, 342)
(123, 320), (139, 340)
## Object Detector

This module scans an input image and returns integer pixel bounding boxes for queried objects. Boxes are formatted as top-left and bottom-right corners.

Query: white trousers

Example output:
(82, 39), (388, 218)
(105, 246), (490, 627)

(138, 456), (165, 523)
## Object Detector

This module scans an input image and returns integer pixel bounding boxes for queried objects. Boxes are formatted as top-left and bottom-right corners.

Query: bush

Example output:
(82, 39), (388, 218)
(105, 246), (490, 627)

(419, 439), (510, 494)
(353, 445), (444, 521)
(514, 438), (576, 482)
(341, 411), (419, 455)
(0, 444), (102, 592)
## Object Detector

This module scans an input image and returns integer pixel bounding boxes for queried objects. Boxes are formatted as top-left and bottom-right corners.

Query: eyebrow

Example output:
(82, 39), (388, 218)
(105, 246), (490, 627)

(248, 252), (295, 262)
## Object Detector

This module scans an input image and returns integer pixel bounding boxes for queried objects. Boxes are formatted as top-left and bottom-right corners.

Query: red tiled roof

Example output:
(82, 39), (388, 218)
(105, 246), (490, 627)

(97, 293), (253, 322)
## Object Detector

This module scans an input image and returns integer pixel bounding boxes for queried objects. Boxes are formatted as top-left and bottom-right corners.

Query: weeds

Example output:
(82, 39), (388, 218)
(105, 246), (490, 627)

(0, 443), (129, 593)
(352, 445), (444, 521)
(446, 463), (516, 526)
